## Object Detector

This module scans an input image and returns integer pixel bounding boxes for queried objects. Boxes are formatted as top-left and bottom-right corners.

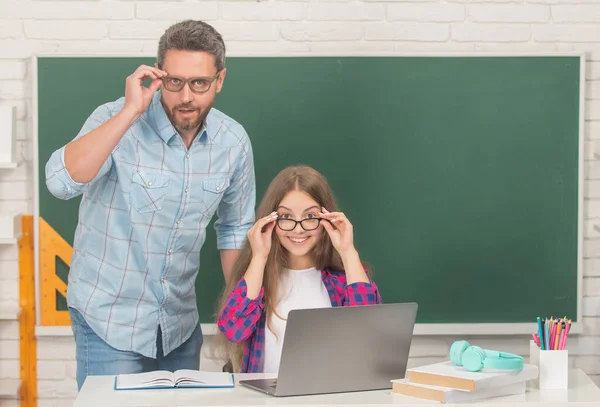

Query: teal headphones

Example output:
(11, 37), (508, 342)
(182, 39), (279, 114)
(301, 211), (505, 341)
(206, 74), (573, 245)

(450, 340), (524, 372)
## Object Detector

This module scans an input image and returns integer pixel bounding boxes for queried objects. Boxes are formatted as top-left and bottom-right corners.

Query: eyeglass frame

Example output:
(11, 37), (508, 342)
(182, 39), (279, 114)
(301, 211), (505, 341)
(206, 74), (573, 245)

(276, 217), (324, 231)
(160, 71), (221, 94)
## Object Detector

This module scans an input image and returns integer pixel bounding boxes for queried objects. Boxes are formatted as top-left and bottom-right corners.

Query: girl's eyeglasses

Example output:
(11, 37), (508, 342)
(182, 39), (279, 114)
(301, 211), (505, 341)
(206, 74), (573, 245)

(276, 218), (322, 231)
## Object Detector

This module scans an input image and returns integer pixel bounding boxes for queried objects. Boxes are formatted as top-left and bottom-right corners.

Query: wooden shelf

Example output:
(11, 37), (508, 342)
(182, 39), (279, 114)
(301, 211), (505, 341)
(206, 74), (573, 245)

(0, 306), (21, 320)
(0, 379), (21, 399)
(0, 232), (20, 244)
(0, 215), (21, 244)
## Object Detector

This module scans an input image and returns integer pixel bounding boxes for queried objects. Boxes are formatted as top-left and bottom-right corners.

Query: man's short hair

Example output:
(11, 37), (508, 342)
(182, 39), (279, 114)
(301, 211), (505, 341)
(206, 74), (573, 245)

(157, 20), (226, 71)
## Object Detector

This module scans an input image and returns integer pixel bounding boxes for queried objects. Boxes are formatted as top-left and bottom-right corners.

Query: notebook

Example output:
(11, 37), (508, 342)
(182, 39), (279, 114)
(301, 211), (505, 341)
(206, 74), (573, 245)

(407, 361), (538, 392)
(114, 370), (235, 390)
(391, 378), (526, 403)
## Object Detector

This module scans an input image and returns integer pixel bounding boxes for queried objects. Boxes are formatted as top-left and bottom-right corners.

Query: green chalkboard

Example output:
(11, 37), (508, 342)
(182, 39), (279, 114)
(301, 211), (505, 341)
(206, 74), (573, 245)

(37, 56), (582, 327)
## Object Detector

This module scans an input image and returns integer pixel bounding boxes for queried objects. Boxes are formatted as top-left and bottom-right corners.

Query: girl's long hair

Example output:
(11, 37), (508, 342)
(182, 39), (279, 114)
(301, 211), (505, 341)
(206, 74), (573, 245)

(212, 165), (362, 372)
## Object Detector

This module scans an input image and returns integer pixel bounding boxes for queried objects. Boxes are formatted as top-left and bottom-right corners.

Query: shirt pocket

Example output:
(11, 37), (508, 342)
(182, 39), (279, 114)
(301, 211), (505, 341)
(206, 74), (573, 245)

(130, 170), (170, 213)
(200, 177), (231, 215)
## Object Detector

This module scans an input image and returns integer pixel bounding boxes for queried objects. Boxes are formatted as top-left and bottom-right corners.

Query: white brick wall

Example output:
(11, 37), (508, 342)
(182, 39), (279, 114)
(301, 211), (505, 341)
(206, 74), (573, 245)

(468, 5), (550, 23)
(36, 337), (78, 403)
(388, 4), (465, 22)
(136, 2), (218, 21)
(0, 318), (20, 401)
(1, 1), (600, 405)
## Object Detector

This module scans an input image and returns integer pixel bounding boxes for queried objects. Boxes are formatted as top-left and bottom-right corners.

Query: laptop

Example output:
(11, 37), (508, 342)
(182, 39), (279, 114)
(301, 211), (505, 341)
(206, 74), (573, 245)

(239, 302), (418, 397)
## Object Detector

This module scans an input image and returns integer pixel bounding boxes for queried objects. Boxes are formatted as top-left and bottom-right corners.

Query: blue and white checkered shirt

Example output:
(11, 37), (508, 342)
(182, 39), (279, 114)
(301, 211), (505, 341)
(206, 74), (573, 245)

(45, 90), (256, 358)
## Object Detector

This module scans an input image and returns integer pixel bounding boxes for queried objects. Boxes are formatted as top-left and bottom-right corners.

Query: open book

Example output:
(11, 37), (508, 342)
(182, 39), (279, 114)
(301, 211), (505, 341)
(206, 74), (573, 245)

(114, 370), (235, 390)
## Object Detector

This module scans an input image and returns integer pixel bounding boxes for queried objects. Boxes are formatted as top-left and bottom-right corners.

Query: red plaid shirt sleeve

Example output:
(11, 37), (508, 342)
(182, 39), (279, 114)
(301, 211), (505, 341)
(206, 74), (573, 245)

(323, 270), (382, 306)
(345, 281), (382, 305)
(217, 277), (265, 343)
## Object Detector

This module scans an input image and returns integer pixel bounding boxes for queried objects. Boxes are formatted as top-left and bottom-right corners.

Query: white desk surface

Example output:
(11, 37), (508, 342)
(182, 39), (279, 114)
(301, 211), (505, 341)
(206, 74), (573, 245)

(74, 369), (600, 407)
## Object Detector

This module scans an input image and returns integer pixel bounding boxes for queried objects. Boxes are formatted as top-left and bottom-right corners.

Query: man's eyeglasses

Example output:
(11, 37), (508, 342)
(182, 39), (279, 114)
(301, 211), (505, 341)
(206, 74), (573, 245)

(161, 72), (220, 94)
(277, 218), (323, 231)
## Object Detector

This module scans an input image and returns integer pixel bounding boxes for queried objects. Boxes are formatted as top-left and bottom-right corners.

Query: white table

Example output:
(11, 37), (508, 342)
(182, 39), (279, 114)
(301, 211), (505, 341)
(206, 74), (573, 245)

(74, 369), (600, 407)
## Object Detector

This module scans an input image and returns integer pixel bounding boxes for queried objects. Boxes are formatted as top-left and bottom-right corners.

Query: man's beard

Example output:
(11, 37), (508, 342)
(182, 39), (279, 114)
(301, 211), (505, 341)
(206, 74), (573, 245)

(161, 98), (211, 134)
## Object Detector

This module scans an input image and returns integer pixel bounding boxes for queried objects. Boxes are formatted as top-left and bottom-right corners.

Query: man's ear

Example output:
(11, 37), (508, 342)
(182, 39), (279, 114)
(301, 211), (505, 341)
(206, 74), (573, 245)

(216, 68), (227, 93)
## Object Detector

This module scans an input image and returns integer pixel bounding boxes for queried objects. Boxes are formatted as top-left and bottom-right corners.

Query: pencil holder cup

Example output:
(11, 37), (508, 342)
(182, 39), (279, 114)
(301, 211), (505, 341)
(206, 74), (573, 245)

(529, 340), (568, 390)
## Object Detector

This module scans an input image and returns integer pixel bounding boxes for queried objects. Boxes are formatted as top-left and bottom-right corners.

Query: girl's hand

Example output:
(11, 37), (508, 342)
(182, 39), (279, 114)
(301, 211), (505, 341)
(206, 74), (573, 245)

(247, 212), (278, 260)
(320, 207), (356, 257)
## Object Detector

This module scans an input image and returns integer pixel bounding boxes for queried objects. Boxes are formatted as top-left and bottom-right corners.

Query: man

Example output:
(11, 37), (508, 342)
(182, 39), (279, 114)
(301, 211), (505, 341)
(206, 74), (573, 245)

(45, 20), (255, 390)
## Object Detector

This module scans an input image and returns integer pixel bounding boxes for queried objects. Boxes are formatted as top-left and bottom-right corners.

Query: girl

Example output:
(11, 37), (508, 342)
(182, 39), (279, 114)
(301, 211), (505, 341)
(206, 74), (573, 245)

(215, 165), (382, 373)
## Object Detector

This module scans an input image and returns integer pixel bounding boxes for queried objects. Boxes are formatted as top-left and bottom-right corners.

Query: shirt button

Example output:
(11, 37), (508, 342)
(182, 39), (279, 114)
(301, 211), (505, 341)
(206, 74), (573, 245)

(168, 249), (172, 254)
(177, 219), (181, 224)
(186, 153), (190, 159)
(147, 181), (153, 186)
(216, 186), (220, 191)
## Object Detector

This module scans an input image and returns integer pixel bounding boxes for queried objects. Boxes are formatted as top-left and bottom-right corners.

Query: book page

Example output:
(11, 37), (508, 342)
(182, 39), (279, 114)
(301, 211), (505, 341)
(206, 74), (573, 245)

(173, 370), (234, 387)
(116, 371), (174, 389)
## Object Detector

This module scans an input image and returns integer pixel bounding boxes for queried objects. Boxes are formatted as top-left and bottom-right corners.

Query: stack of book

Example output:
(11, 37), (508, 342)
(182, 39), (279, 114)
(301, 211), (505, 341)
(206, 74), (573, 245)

(391, 361), (538, 403)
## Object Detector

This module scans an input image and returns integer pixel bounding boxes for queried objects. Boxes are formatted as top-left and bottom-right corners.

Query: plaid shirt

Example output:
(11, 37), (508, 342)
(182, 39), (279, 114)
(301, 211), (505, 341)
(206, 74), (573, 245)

(217, 269), (382, 373)
(45, 90), (255, 358)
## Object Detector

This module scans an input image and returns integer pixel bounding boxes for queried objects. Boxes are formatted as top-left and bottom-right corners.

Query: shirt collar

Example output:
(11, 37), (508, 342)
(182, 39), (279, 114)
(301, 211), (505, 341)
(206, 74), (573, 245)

(150, 90), (177, 144)
(203, 108), (219, 142)
(149, 90), (217, 145)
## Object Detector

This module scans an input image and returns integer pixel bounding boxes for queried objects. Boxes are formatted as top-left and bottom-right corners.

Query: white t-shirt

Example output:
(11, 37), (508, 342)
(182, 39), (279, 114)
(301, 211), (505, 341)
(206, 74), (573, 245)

(262, 267), (332, 373)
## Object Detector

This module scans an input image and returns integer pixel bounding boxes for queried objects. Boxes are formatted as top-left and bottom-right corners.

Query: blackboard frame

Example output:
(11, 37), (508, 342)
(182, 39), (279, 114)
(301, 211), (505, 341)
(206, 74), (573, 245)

(32, 52), (586, 336)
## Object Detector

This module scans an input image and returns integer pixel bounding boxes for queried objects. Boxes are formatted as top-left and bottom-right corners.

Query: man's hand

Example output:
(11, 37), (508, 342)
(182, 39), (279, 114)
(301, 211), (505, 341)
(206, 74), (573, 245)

(61, 65), (168, 184)
(123, 65), (168, 118)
